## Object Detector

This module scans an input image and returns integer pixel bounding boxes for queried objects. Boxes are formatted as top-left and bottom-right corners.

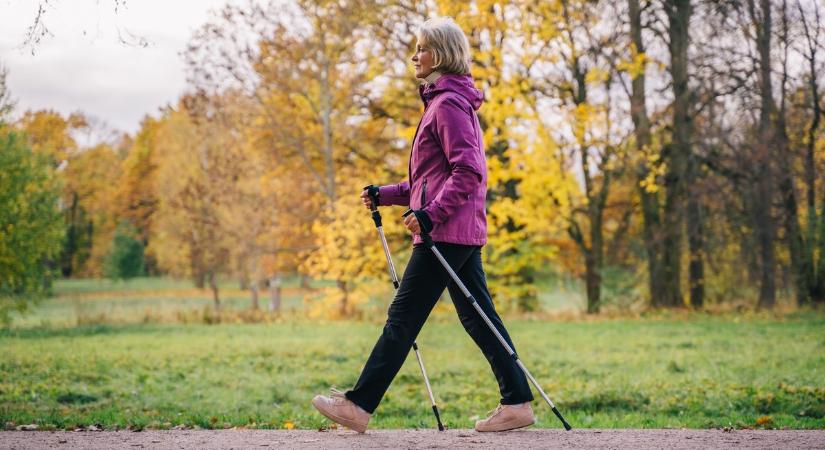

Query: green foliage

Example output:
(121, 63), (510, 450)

(103, 222), (146, 280)
(0, 131), (63, 323)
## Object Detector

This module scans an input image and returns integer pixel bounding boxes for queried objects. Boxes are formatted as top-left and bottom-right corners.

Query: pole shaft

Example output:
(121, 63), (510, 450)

(376, 226), (399, 285)
(427, 242), (571, 430)
(370, 213), (443, 430)
(413, 345), (438, 407)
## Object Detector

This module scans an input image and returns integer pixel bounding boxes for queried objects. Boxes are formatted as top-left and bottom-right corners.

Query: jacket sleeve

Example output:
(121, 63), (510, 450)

(378, 181), (410, 207)
(423, 97), (484, 224)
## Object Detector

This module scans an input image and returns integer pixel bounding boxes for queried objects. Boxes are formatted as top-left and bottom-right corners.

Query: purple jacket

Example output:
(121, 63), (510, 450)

(379, 73), (487, 246)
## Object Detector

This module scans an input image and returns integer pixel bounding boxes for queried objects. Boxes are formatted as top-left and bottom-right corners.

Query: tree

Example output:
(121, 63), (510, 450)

(149, 94), (240, 310)
(0, 64), (15, 125)
(536, 0), (629, 313)
(183, 0), (435, 316)
(60, 142), (123, 276)
(0, 131), (64, 323)
(115, 117), (161, 274)
(794, 0), (825, 302)
(624, 0), (670, 308)
(22, 1), (149, 54)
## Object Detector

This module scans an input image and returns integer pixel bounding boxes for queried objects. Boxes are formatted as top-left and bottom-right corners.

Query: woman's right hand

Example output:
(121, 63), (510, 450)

(361, 189), (374, 210)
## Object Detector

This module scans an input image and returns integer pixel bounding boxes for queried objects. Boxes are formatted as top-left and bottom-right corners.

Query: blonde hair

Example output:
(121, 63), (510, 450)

(417, 17), (472, 75)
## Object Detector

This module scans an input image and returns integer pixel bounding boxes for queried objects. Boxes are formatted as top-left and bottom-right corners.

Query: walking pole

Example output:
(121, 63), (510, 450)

(402, 207), (573, 431)
(364, 186), (445, 432)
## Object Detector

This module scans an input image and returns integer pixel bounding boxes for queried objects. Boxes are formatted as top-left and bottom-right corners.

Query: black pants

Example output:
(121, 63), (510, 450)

(345, 243), (534, 414)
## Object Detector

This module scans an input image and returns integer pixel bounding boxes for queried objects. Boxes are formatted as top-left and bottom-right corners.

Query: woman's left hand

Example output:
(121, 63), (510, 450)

(403, 214), (421, 234)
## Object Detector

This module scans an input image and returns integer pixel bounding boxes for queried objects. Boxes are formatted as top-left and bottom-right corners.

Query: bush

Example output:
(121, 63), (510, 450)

(103, 222), (146, 280)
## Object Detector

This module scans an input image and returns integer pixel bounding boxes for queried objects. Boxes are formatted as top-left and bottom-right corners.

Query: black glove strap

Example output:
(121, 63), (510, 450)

(413, 209), (433, 234)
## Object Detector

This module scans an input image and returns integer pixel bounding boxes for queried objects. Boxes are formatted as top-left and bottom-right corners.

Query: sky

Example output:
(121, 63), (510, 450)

(0, 0), (237, 135)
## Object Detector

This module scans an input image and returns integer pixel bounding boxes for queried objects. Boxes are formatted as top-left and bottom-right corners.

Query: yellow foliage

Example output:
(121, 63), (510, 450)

(617, 43), (650, 80)
(302, 182), (410, 318)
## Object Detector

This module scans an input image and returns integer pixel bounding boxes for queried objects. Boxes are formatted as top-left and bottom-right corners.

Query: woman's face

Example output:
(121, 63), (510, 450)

(411, 39), (434, 79)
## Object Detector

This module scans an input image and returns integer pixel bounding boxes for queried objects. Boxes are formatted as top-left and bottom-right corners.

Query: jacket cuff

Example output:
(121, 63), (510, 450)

(378, 184), (405, 206)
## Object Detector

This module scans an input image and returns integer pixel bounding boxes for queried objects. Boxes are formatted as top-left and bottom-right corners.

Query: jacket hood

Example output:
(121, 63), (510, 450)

(419, 73), (484, 111)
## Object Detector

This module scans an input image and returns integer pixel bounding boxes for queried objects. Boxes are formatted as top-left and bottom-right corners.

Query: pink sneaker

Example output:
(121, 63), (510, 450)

(311, 388), (371, 433)
(474, 402), (535, 432)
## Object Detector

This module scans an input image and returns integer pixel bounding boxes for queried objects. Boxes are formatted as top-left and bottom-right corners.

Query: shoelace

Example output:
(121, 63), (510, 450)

(329, 388), (347, 404)
(485, 404), (505, 419)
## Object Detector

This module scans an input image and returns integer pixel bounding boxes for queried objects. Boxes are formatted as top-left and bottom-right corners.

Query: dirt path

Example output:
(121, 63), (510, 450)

(2, 429), (823, 449)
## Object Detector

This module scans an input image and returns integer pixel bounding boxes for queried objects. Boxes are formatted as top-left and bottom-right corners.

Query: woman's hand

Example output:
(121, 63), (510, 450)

(361, 189), (374, 210)
(403, 213), (421, 234)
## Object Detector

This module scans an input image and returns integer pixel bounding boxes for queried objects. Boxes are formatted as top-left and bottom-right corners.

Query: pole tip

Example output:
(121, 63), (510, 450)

(552, 406), (572, 430)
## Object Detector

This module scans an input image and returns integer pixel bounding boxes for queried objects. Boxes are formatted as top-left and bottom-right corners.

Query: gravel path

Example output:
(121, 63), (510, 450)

(2, 429), (824, 449)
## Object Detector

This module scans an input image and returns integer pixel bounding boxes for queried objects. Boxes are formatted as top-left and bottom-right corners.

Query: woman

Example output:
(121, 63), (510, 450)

(312, 17), (535, 433)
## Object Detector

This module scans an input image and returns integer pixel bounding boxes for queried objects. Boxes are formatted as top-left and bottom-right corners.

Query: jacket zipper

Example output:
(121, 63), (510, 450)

(421, 179), (427, 208)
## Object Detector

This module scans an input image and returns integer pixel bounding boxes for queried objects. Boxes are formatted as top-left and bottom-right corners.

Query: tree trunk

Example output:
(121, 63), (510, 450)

(668, 0), (703, 308)
(191, 244), (205, 289)
(817, 192), (825, 300)
(337, 279), (348, 317)
(250, 281), (259, 310)
(751, 0), (778, 308)
(209, 272), (220, 311)
(628, 0), (668, 307)
(268, 274), (282, 312)
(61, 192), (79, 277)
(587, 186), (606, 314)
(584, 253), (601, 314)
(779, 163), (807, 305)
(660, 0), (694, 308)
(755, 180), (777, 309)
(686, 181), (705, 308)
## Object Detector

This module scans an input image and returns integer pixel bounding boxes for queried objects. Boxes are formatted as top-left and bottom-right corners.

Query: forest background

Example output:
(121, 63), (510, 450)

(3, 0), (825, 322)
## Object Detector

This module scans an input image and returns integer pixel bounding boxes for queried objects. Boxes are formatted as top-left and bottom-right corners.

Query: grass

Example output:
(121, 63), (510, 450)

(1, 314), (823, 430)
(10, 277), (311, 328)
(1, 277), (822, 431)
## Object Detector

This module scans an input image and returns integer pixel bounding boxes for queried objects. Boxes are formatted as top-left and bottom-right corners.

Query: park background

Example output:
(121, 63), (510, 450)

(1, 0), (824, 432)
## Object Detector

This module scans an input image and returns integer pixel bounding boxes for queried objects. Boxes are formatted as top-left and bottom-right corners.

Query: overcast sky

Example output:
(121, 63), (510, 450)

(0, 0), (239, 134)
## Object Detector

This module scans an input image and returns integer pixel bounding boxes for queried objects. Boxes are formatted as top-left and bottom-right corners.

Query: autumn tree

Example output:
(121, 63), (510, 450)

(14, 110), (122, 277)
(115, 117), (162, 274)
(150, 94), (240, 309)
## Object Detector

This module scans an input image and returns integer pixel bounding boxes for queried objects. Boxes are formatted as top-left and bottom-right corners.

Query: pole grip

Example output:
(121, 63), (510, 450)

(364, 185), (380, 211)
(365, 185), (382, 227)
(403, 209), (435, 248)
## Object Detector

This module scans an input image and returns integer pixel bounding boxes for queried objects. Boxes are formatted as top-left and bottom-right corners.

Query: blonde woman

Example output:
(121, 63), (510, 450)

(312, 17), (535, 433)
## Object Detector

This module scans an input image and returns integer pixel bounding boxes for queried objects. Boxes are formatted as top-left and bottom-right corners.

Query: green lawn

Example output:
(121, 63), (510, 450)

(2, 314), (823, 430)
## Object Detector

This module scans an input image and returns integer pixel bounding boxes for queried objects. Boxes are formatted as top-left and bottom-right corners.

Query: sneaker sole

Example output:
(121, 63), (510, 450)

(311, 397), (368, 433)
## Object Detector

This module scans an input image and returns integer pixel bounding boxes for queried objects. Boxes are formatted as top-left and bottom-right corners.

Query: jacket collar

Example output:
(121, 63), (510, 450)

(424, 70), (442, 86)
(419, 71), (444, 107)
